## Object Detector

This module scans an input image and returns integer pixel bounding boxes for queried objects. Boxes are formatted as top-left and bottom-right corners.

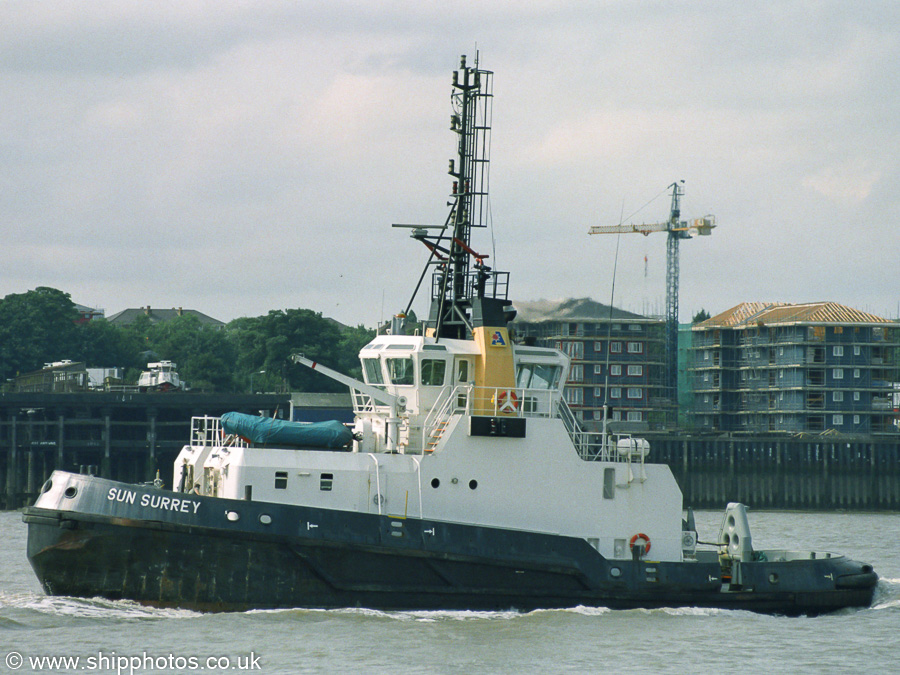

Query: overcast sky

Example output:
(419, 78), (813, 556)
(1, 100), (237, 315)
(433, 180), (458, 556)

(3, 1), (898, 328)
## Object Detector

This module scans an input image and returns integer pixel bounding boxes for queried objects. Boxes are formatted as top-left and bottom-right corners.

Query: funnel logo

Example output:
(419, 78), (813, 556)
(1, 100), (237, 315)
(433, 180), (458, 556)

(490, 331), (507, 346)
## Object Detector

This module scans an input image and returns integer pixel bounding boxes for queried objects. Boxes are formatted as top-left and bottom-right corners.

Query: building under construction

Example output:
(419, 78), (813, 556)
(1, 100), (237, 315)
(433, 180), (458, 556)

(690, 302), (900, 434)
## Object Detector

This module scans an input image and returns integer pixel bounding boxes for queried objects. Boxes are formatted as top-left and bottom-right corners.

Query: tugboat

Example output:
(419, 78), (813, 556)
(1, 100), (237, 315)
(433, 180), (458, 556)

(24, 55), (877, 615)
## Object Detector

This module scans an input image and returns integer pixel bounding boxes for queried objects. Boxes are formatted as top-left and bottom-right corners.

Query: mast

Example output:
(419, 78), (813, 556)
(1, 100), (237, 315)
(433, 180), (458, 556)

(404, 54), (511, 340)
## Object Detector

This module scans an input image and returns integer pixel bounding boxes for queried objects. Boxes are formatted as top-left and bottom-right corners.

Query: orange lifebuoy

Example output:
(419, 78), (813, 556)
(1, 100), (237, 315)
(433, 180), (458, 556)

(629, 532), (651, 555)
(497, 390), (519, 413)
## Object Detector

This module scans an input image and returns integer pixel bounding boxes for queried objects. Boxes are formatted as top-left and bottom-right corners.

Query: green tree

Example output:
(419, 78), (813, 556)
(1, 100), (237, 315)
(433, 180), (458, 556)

(142, 315), (237, 392)
(0, 286), (376, 394)
(336, 324), (376, 381)
(0, 287), (81, 380)
(228, 309), (373, 392)
(77, 318), (144, 373)
(692, 309), (711, 324)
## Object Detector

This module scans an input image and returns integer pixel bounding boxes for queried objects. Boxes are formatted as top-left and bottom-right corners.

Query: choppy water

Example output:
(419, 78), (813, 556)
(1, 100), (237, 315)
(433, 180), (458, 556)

(1, 509), (897, 674)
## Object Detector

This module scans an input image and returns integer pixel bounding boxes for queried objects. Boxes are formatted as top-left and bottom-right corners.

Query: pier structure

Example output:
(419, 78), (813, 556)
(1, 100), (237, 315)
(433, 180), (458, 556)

(1, 392), (287, 510)
(646, 433), (900, 510)
(2, 392), (898, 511)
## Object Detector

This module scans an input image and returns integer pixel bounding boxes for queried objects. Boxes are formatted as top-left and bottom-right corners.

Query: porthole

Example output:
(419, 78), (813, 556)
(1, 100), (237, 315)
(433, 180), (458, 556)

(41, 479), (53, 494)
(225, 510), (240, 522)
(610, 567), (622, 578)
(468, 479), (478, 490)
(431, 478), (440, 488)
(768, 573), (779, 584)
(64, 486), (77, 499)
(259, 514), (272, 525)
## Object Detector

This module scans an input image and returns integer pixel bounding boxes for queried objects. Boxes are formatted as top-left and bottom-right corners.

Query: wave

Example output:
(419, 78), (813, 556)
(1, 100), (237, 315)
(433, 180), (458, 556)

(0, 591), (200, 622)
(871, 577), (900, 610)
(245, 604), (731, 622)
(321, 607), (523, 622)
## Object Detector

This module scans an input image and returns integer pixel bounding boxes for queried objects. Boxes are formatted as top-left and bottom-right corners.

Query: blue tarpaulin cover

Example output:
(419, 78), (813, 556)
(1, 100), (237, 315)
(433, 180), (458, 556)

(220, 412), (353, 449)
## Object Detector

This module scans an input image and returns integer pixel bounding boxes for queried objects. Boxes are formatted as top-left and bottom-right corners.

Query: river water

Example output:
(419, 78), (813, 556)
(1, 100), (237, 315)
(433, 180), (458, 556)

(1, 509), (897, 674)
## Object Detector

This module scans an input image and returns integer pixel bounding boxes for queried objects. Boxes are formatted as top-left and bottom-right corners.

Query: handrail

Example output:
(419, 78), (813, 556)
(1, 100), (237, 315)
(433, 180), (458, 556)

(414, 386), (637, 463)
(189, 416), (248, 449)
(421, 384), (456, 441)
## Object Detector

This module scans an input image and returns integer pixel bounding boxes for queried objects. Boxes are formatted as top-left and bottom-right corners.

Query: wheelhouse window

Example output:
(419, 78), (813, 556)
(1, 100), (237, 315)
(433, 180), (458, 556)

(362, 358), (384, 385)
(386, 358), (414, 385)
(516, 363), (562, 390)
(420, 359), (447, 386)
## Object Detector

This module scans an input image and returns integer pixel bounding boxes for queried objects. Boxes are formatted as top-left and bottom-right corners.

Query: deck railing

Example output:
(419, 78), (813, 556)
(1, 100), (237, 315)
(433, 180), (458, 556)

(414, 386), (639, 463)
(190, 416), (248, 449)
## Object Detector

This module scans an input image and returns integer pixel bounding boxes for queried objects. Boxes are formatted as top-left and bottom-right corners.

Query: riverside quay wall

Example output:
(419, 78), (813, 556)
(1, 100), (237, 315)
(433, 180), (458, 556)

(644, 433), (900, 511)
(1, 392), (288, 510)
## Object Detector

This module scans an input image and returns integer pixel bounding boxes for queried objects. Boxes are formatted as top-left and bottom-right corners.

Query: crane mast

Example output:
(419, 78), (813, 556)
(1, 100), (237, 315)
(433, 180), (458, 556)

(589, 183), (716, 423)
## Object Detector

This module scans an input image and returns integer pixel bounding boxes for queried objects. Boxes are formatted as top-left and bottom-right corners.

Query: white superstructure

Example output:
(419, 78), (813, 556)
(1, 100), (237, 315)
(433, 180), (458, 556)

(175, 335), (688, 563)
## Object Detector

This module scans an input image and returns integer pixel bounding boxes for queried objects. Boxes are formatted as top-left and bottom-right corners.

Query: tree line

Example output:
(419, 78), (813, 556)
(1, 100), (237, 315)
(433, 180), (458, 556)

(0, 287), (374, 393)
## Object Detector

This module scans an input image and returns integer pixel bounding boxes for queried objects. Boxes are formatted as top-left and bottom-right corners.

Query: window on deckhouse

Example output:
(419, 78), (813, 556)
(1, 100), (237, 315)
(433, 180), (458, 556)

(362, 358), (384, 385)
(386, 358), (414, 385)
(516, 364), (561, 390)
(421, 359), (447, 386)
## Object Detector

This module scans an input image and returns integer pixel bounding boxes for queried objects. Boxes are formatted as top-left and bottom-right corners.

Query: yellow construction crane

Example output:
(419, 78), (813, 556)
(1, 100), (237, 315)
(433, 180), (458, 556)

(588, 182), (715, 412)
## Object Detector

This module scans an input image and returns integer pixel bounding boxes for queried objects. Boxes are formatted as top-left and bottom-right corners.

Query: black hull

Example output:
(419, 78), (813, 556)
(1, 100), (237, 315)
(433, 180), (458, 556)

(24, 475), (877, 616)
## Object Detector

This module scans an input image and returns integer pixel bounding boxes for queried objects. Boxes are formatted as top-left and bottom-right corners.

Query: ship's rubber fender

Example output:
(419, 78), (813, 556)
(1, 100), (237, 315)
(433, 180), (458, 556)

(629, 532), (651, 555)
(835, 566), (878, 589)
